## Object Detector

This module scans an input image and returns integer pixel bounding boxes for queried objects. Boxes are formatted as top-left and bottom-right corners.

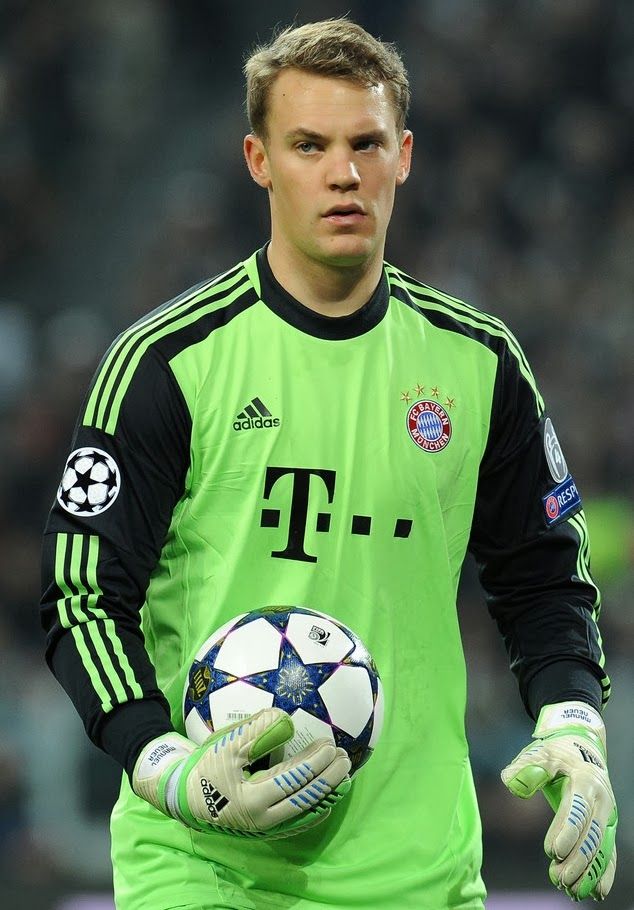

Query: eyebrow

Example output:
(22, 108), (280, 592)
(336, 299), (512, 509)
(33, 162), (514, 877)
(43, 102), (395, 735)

(284, 127), (390, 143)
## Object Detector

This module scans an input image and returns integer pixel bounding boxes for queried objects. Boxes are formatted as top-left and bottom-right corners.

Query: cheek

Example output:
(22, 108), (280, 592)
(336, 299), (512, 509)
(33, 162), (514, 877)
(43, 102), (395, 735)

(374, 178), (397, 215)
(274, 169), (313, 211)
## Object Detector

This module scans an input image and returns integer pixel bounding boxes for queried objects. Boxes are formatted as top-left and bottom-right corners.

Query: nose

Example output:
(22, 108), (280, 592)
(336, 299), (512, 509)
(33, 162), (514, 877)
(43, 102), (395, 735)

(327, 152), (360, 191)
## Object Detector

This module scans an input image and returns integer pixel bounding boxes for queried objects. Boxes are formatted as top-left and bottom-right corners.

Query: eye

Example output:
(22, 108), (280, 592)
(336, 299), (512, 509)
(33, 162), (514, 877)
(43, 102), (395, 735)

(356, 139), (381, 151)
(296, 141), (319, 154)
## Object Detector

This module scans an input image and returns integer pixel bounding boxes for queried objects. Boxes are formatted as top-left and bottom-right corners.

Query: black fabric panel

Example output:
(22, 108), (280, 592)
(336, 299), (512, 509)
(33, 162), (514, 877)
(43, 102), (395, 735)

(467, 342), (603, 714)
(100, 699), (175, 778)
(389, 279), (504, 352)
(41, 347), (192, 755)
(48, 626), (172, 748)
(257, 246), (389, 340)
(526, 660), (603, 720)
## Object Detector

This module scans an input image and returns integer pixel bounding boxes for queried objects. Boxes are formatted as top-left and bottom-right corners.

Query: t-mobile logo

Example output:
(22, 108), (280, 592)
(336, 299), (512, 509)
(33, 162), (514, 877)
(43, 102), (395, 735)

(260, 466), (413, 563)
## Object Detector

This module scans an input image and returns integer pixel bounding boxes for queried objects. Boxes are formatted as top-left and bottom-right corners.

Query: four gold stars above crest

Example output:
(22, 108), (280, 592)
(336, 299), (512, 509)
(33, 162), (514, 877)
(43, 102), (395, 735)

(400, 384), (457, 409)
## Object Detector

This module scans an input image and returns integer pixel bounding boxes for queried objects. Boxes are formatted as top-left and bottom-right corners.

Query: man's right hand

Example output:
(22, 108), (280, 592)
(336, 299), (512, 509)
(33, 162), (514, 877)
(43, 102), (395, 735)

(132, 707), (351, 838)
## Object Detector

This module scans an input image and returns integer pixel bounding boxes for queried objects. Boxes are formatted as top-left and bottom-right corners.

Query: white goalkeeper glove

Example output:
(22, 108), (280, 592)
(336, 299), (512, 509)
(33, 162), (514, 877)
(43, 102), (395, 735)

(132, 707), (351, 838)
(501, 701), (617, 901)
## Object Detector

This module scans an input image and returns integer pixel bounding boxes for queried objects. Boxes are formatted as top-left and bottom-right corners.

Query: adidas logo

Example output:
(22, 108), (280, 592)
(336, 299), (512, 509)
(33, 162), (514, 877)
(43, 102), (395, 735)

(199, 778), (230, 819)
(233, 397), (280, 431)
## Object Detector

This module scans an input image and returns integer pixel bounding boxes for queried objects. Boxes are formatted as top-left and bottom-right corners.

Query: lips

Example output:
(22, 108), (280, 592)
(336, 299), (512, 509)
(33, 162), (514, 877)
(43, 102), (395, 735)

(323, 204), (365, 217)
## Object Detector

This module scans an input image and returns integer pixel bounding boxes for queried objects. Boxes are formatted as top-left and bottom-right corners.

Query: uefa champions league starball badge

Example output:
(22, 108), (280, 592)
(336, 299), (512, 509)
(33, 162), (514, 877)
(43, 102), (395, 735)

(57, 447), (121, 516)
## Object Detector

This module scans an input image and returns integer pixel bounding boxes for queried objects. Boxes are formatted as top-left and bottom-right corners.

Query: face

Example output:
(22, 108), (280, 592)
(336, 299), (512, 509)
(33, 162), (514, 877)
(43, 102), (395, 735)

(244, 68), (413, 270)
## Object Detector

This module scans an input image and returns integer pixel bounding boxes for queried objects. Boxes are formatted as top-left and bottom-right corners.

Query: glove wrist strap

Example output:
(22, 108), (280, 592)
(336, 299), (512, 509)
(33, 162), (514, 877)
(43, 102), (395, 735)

(132, 732), (194, 813)
(534, 701), (606, 748)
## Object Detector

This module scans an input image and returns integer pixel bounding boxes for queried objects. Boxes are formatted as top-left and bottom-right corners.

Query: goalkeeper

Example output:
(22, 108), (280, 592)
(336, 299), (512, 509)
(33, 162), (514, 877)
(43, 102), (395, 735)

(40, 16), (616, 910)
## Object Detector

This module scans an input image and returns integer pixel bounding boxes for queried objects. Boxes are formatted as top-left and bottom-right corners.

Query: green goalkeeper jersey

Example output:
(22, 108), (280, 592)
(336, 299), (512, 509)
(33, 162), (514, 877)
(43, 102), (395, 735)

(41, 247), (608, 909)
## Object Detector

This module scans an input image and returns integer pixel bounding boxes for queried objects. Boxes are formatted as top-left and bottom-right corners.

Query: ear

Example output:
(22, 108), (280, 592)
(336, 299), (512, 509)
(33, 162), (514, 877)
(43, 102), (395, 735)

(396, 130), (413, 186)
(244, 133), (272, 189)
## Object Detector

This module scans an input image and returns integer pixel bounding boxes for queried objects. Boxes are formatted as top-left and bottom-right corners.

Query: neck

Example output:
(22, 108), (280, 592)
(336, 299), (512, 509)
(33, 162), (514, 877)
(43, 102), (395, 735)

(266, 238), (385, 317)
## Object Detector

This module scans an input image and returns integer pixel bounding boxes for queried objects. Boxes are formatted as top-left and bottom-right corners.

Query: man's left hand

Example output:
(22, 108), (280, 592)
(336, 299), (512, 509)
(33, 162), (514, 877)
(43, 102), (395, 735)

(501, 701), (617, 901)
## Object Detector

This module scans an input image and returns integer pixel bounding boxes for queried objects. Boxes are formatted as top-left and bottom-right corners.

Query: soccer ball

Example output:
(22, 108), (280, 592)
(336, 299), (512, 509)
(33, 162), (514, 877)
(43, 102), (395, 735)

(57, 447), (121, 516)
(183, 606), (384, 776)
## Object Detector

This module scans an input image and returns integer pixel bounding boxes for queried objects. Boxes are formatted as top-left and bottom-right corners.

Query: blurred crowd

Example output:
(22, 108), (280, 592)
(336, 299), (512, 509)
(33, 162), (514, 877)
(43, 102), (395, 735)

(0, 1), (632, 907)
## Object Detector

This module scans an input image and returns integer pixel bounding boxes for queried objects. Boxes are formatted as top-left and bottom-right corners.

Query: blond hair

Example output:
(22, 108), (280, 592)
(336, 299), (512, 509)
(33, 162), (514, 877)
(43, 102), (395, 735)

(244, 19), (410, 139)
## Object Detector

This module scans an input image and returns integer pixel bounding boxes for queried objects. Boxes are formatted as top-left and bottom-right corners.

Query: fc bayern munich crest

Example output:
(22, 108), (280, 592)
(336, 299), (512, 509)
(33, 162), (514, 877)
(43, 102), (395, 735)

(407, 400), (452, 452)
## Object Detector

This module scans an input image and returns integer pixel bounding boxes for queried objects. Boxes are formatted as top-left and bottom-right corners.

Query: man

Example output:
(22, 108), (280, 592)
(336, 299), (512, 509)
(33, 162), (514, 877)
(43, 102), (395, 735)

(41, 18), (617, 910)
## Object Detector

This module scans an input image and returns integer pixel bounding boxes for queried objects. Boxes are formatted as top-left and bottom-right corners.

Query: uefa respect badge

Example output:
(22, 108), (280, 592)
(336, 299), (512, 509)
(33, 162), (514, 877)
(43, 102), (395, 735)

(407, 400), (452, 452)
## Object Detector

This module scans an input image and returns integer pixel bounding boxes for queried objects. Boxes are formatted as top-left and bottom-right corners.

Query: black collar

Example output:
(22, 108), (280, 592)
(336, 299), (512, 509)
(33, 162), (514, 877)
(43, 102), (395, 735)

(256, 246), (389, 340)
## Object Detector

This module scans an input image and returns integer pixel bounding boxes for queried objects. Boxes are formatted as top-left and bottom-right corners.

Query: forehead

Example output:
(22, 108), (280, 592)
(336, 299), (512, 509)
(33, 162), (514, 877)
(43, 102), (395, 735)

(266, 68), (396, 135)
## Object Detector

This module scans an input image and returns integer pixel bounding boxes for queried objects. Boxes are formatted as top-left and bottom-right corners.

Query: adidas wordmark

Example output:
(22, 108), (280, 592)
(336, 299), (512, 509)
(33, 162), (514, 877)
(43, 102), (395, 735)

(233, 397), (280, 432)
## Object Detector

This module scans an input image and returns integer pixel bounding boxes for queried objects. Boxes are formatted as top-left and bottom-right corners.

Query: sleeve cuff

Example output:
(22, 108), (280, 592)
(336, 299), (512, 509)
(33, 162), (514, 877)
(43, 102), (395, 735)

(526, 659), (603, 720)
(99, 699), (175, 779)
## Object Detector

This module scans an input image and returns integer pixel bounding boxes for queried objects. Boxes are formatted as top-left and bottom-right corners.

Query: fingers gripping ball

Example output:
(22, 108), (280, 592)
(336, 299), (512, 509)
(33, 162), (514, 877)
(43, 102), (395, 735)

(501, 702), (618, 901)
(183, 606), (384, 777)
(134, 707), (351, 838)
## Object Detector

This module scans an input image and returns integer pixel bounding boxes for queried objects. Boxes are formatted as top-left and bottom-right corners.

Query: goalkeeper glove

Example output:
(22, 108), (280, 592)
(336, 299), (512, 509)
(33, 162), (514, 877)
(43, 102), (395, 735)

(132, 706), (351, 838)
(501, 701), (617, 901)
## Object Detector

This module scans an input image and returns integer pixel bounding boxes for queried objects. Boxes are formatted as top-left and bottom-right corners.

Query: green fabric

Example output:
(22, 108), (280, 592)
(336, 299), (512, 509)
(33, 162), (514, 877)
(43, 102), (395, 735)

(112, 771), (485, 909)
(112, 252), (499, 908)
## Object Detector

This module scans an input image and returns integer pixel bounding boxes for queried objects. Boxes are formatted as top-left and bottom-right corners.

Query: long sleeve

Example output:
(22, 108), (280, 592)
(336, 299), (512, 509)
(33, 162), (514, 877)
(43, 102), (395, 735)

(468, 338), (609, 718)
(41, 343), (192, 765)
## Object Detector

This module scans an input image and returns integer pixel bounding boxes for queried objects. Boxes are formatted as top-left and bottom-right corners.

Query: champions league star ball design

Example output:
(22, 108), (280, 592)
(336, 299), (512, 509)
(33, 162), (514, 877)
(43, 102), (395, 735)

(183, 606), (384, 775)
(57, 447), (121, 516)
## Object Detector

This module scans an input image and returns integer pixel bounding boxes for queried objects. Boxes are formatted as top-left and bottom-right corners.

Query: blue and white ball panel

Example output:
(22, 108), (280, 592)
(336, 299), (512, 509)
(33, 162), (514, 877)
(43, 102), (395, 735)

(270, 708), (335, 765)
(183, 606), (383, 774)
(368, 679), (384, 749)
(184, 706), (212, 744)
(208, 680), (274, 730)
(319, 665), (374, 738)
(192, 614), (247, 662)
(285, 612), (355, 664)
(214, 617), (282, 675)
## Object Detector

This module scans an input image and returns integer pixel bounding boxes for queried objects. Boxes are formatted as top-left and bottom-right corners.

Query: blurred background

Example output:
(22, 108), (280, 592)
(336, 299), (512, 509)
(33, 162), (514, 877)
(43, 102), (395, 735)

(0, 0), (632, 907)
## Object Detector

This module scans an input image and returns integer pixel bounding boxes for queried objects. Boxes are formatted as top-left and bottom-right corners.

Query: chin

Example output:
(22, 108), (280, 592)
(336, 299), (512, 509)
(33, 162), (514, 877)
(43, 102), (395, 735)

(318, 235), (376, 267)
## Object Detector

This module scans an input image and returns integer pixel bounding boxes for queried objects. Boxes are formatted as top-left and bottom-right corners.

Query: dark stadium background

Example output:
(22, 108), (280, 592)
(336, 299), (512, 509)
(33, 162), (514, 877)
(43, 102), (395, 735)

(0, 1), (632, 908)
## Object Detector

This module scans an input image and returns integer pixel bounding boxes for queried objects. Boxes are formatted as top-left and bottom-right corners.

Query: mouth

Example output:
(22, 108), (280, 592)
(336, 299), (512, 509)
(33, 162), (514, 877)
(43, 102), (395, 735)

(322, 204), (366, 225)
(323, 204), (365, 217)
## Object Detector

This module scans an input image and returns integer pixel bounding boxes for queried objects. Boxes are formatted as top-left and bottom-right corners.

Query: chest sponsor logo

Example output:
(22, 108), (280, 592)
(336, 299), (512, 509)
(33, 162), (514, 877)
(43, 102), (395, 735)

(407, 400), (452, 452)
(260, 466), (414, 562)
(543, 475), (581, 525)
(543, 417), (568, 483)
(233, 396), (280, 431)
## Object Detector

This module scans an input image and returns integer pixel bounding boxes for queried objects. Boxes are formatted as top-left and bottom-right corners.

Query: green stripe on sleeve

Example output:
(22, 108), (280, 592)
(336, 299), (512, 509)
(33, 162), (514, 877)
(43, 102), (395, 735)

(387, 268), (545, 416)
(568, 512), (610, 699)
(70, 625), (113, 713)
(569, 512), (601, 609)
(85, 621), (128, 704)
(69, 533), (107, 621)
(103, 619), (144, 699)
(102, 278), (251, 434)
(84, 274), (220, 426)
(55, 532), (144, 709)
(83, 266), (245, 429)
(54, 533), (73, 630)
